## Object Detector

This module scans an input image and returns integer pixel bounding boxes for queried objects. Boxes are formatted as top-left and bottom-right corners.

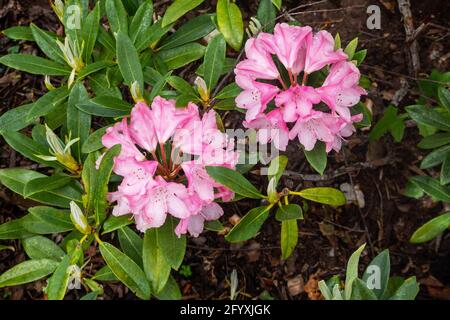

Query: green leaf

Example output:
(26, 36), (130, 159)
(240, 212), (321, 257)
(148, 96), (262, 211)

(167, 76), (198, 98)
(406, 105), (450, 131)
(280, 219), (298, 260)
(22, 235), (65, 261)
(369, 105), (398, 141)
(154, 275), (182, 300)
(106, 0), (129, 34)
(196, 57), (235, 77)
(417, 133), (450, 149)
(159, 14), (215, 50)
(162, 0), (205, 27)
(206, 166), (264, 199)
(410, 175), (450, 202)
(27, 86), (69, 120)
(438, 87), (450, 112)
(102, 215), (133, 234)
(135, 19), (172, 52)
(46, 254), (72, 300)
(78, 61), (115, 80)
(297, 187), (346, 206)
(80, 292), (99, 300)
(410, 212), (450, 243)
(157, 217), (186, 270)
(350, 278), (378, 300)
(142, 229), (171, 293)
(99, 241), (151, 299)
(0, 103), (36, 134)
(204, 220), (225, 232)
(0, 169), (82, 208)
(2, 26), (34, 41)
(217, 0), (244, 51)
(225, 206), (271, 243)
(353, 49), (367, 66)
(0, 259), (58, 288)
(22, 206), (73, 234)
(344, 38), (358, 60)
(204, 34), (226, 93)
(442, 152), (450, 185)
(81, 126), (110, 153)
(318, 280), (333, 300)
(77, 96), (132, 117)
(93, 265), (119, 281)
(157, 43), (206, 70)
(0, 54), (71, 76)
(116, 31), (144, 89)
(23, 174), (72, 198)
(275, 204), (303, 221)
(93, 144), (121, 224)
(271, 0), (282, 10)
(389, 277), (419, 300)
(420, 145), (450, 169)
(67, 82), (91, 161)
(215, 83), (241, 100)
(130, 1), (153, 47)
(0, 218), (34, 240)
(118, 226), (143, 266)
(362, 249), (390, 298)
(257, 0), (276, 33)
(30, 24), (65, 64)
(344, 243), (366, 300)
(81, 152), (97, 216)
(304, 142), (327, 175)
(82, 2), (101, 63)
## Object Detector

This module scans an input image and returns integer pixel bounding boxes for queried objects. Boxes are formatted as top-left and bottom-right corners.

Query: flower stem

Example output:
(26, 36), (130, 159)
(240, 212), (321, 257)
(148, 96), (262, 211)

(278, 76), (288, 90)
(302, 72), (309, 86)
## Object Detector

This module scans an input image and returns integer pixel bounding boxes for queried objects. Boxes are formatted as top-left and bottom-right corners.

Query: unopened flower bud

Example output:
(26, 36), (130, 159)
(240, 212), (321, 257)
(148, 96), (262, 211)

(131, 81), (144, 103)
(267, 177), (279, 204)
(195, 76), (209, 102)
(69, 201), (91, 235)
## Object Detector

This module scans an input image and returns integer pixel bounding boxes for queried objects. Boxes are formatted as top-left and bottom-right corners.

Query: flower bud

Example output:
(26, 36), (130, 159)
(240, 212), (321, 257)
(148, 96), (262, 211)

(51, 0), (64, 22)
(131, 81), (144, 103)
(267, 177), (279, 204)
(195, 76), (209, 102)
(69, 201), (91, 235)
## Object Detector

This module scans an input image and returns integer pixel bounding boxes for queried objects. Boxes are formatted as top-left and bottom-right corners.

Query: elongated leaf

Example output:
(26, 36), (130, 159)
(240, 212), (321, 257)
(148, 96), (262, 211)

(268, 155), (288, 185)
(275, 204), (303, 221)
(22, 235), (65, 261)
(46, 254), (72, 300)
(345, 243), (366, 300)
(23, 174), (72, 198)
(162, 0), (204, 27)
(410, 175), (450, 202)
(0, 218), (34, 240)
(77, 96), (132, 117)
(350, 278), (377, 300)
(78, 61), (114, 80)
(225, 206), (271, 243)
(143, 229), (171, 293)
(206, 166), (264, 199)
(167, 76), (198, 98)
(2, 26), (34, 41)
(0, 169), (82, 208)
(135, 19), (172, 52)
(157, 217), (186, 270)
(406, 105), (450, 131)
(157, 43), (205, 70)
(118, 226), (143, 266)
(442, 152), (450, 185)
(99, 241), (151, 299)
(106, 0), (129, 34)
(82, 2), (101, 62)
(298, 187), (346, 206)
(154, 275), (182, 300)
(102, 215), (133, 234)
(0, 54), (71, 76)
(438, 87), (450, 112)
(217, 0), (244, 51)
(67, 82), (91, 161)
(116, 31), (144, 89)
(420, 144), (450, 169)
(257, 0), (276, 33)
(27, 86), (69, 120)
(215, 83), (241, 100)
(304, 142), (327, 175)
(93, 144), (121, 224)
(22, 206), (73, 234)
(0, 103), (35, 134)
(344, 38), (358, 60)
(81, 126), (110, 154)
(389, 277), (419, 300)
(362, 249), (390, 298)
(410, 212), (450, 243)
(281, 219), (298, 260)
(130, 1), (153, 47)
(159, 14), (215, 50)
(93, 265), (119, 281)
(417, 133), (450, 149)
(30, 24), (65, 64)
(197, 57), (235, 77)
(0, 259), (58, 288)
(204, 34), (226, 93)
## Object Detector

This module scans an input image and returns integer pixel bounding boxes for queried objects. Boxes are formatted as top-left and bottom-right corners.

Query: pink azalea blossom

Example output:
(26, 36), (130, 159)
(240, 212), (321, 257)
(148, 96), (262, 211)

(275, 85), (321, 121)
(103, 97), (238, 237)
(289, 111), (335, 151)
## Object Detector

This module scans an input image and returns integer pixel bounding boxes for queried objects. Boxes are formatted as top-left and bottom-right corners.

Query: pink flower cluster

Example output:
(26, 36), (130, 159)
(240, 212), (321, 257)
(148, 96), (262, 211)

(235, 23), (366, 152)
(102, 97), (239, 237)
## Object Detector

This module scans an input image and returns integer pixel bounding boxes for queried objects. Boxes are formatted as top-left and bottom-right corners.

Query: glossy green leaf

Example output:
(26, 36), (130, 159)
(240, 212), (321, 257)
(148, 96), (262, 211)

(304, 142), (327, 175)
(2, 26), (34, 41)
(77, 96), (132, 117)
(406, 105), (450, 131)
(420, 145), (450, 169)
(281, 219), (298, 260)
(157, 43), (205, 70)
(99, 241), (151, 299)
(81, 126), (110, 153)
(344, 243), (366, 300)
(272, 0), (282, 10)
(116, 31), (144, 89)
(257, 0), (276, 32)
(0, 103), (35, 134)
(217, 0), (244, 51)
(417, 133), (450, 149)
(215, 83), (241, 100)
(162, 0), (204, 27)
(206, 166), (264, 199)
(0, 218), (34, 240)
(167, 76), (198, 98)
(154, 275), (182, 300)
(438, 87), (450, 112)
(23, 174), (72, 198)
(204, 34), (226, 93)
(118, 226), (143, 266)
(27, 86), (69, 120)
(22, 235), (65, 261)
(105, 0), (129, 34)
(362, 249), (390, 298)
(22, 206), (73, 234)
(441, 152), (450, 185)
(344, 38), (358, 60)
(225, 206), (271, 243)
(350, 278), (377, 300)
(268, 155), (288, 185)
(410, 175), (450, 202)
(102, 214), (133, 234)
(297, 187), (346, 206)
(0, 54), (71, 76)
(0, 259), (58, 288)
(275, 204), (303, 221)
(410, 212), (450, 243)
(82, 2), (101, 62)
(143, 229), (171, 293)
(46, 254), (72, 300)
(130, 1), (153, 47)
(30, 24), (65, 64)
(389, 277), (419, 300)
(157, 217), (186, 270)
(93, 265), (119, 281)
(78, 61), (115, 80)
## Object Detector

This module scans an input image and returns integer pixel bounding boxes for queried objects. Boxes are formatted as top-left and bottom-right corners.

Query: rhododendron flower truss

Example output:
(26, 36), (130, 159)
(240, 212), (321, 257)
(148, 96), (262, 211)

(102, 97), (239, 237)
(235, 23), (367, 153)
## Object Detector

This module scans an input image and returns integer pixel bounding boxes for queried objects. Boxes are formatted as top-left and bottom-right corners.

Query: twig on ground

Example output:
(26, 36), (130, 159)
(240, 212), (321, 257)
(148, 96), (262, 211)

(397, 0), (421, 76)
